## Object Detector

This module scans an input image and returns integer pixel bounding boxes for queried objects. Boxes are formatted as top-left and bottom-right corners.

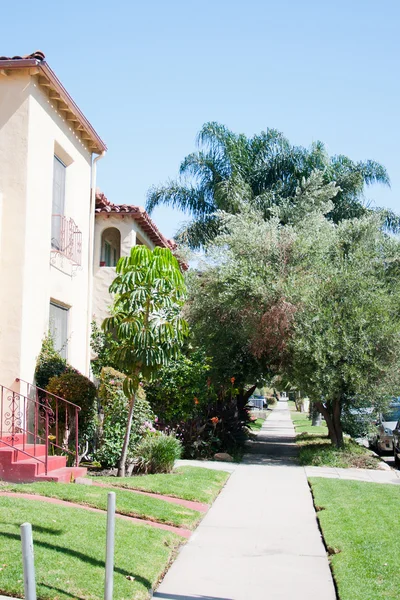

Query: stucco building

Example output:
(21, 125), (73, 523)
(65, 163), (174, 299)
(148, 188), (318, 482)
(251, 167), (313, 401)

(0, 51), (174, 392)
(93, 191), (176, 324)
(0, 51), (107, 390)
(0, 50), (174, 481)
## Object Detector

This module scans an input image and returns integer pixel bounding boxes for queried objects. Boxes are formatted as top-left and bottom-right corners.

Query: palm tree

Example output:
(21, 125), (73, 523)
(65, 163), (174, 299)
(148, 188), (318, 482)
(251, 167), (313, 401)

(146, 122), (391, 248)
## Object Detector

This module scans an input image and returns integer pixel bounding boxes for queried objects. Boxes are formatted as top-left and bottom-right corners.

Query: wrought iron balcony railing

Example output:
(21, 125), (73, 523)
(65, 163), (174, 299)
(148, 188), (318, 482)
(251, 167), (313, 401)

(51, 214), (82, 266)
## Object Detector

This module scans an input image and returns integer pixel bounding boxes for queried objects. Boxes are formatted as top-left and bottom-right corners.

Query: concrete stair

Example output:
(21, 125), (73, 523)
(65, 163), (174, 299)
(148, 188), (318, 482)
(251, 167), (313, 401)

(0, 442), (86, 483)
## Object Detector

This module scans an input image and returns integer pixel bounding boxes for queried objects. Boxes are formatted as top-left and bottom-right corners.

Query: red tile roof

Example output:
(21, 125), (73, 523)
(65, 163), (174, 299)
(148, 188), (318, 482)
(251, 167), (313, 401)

(0, 50), (46, 61)
(95, 191), (177, 250)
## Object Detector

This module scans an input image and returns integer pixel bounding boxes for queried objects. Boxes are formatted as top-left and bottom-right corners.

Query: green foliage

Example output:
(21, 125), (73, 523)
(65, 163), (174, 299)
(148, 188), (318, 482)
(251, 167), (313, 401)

(298, 437), (379, 469)
(46, 371), (97, 442)
(35, 334), (68, 389)
(90, 320), (119, 378)
(187, 202), (400, 446)
(146, 121), (390, 248)
(144, 349), (210, 424)
(133, 433), (182, 474)
(95, 367), (154, 468)
(104, 245), (189, 392)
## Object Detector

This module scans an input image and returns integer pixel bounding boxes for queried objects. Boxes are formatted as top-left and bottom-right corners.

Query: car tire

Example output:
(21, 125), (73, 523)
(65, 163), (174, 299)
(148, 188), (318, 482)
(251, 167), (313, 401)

(394, 448), (400, 469)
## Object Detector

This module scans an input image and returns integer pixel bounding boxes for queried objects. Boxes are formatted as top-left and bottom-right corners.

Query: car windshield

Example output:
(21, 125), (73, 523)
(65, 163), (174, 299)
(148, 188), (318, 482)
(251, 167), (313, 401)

(383, 406), (400, 422)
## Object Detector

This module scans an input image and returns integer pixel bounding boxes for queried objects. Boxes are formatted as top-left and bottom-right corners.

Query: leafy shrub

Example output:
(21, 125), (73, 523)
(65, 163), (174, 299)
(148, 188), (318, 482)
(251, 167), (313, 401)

(35, 335), (68, 389)
(133, 433), (182, 474)
(90, 321), (119, 379)
(144, 349), (210, 425)
(46, 371), (97, 443)
(95, 367), (154, 468)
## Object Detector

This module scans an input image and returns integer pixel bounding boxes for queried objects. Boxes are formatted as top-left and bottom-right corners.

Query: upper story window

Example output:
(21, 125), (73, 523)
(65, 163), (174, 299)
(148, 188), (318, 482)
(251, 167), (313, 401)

(49, 301), (69, 359)
(100, 228), (121, 267)
(51, 156), (66, 250)
(50, 153), (82, 267)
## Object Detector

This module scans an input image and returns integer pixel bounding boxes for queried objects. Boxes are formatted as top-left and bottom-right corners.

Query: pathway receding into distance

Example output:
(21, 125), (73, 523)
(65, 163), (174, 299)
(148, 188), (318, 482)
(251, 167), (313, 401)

(154, 400), (336, 600)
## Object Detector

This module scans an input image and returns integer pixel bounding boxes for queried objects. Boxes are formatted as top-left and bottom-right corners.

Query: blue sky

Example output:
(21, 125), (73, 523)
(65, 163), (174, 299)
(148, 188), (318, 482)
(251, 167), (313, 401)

(2, 0), (399, 239)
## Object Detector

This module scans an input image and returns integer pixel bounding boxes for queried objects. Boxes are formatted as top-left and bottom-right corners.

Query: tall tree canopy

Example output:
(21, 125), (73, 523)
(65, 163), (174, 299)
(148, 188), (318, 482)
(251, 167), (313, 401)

(186, 192), (400, 446)
(147, 122), (391, 248)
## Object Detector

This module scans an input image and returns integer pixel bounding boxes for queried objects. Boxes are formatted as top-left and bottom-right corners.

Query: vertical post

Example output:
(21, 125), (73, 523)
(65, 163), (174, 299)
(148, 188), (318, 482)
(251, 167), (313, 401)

(20, 523), (36, 600)
(75, 408), (79, 467)
(45, 410), (49, 476)
(104, 492), (116, 600)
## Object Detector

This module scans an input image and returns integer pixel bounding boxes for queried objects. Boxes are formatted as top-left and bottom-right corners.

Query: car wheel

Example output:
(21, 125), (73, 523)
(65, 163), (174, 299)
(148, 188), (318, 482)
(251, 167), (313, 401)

(394, 448), (400, 469)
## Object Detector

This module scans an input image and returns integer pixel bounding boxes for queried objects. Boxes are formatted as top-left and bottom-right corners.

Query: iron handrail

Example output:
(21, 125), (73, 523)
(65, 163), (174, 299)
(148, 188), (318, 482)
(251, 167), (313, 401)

(0, 384), (49, 474)
(17, 379), (82, 411)
(14, 379), (80, 469)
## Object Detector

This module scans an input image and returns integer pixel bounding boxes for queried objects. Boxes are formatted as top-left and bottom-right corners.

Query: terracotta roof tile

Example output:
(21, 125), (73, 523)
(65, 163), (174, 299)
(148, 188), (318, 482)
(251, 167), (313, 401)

(0, 50), (45, 61)
(95, 191), (177, 250)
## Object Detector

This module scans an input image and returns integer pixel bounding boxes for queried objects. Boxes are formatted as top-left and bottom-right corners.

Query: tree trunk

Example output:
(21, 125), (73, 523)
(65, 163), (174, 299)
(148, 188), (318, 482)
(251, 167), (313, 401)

(314, 399), (344, 448)
(332, 398), (344, 448)
(314, 401), (338, 446)
(118, 393), (136, 477)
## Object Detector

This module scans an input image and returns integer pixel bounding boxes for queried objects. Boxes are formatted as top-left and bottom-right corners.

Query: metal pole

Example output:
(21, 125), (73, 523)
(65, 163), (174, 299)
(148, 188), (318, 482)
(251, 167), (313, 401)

(20, 523), (36, 600)
(104, 492), (116, 600)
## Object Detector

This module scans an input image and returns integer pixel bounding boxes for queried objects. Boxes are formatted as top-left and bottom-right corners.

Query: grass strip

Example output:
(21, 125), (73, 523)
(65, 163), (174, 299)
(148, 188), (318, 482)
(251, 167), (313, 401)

(309, 477), (400, 600)
(89, 466), (230, 504)
(0, 496), (181, 600)
(2, 481), (201, 529)
(248, 418), (265, 431)
(288, 401), (380, 469)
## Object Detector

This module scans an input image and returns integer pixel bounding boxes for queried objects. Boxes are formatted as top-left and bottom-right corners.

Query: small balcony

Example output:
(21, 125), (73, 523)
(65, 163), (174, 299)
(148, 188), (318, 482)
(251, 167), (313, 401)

(51, 215), (82, 266)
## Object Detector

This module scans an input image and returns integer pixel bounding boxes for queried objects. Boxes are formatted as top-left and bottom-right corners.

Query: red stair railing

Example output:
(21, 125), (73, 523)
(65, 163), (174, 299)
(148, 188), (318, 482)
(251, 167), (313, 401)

(0, 383), (50, 473)
(16, 379), (81, 470)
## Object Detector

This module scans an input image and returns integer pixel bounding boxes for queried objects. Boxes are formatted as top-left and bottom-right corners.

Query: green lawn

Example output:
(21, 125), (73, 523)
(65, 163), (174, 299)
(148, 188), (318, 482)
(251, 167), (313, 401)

(310, 478), (400, 600)
(288, 401), (328, 436)
(298, 436), (380, 469)
(0, 496), (181, 600)
(248, 418), (265, 431)
(288, 401), (380, 468)
(3, 481), (201, 529)
(89, 466), (230, 504)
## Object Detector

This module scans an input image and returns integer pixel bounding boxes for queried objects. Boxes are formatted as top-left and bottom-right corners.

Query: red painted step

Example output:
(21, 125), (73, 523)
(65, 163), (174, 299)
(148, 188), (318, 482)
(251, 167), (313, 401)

(0, 443), (87, 483)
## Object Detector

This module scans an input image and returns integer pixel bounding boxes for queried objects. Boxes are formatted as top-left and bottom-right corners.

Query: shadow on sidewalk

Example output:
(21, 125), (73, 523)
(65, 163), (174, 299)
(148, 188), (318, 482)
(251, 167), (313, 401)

(243, 429), (298, 466)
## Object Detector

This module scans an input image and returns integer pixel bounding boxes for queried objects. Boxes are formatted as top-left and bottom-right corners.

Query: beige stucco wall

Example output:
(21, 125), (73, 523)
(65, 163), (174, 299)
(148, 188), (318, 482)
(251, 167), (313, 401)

(92, 214), (156, 324)
(0, 71), (93, 389)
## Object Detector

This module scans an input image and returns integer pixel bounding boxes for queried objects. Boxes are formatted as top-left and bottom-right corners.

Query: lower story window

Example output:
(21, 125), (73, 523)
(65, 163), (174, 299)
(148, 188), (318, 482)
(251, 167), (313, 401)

(49, 302), (69, 359)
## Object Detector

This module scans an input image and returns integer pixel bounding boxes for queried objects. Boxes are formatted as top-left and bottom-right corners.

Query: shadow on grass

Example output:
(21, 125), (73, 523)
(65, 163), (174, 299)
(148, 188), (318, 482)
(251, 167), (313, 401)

(8, 521), (64, 536)
(297, 433), (329, 442)
(0, 532), (151, 589)
(40, 583), (86, 600)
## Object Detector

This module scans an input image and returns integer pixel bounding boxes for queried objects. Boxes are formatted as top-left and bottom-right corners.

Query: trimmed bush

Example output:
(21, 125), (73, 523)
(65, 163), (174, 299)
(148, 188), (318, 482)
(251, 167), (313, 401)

(133, 434), (182, 474)
(95, 367), (154, 468)
(35, 335), (68, 389)
(46, 371), (97, 443)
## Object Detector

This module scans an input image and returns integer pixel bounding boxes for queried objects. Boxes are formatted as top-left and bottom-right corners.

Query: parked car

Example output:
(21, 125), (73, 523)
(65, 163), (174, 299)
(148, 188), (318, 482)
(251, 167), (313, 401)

(369, 401), (400, 454)
(392, 419), (400, 468)
(247, 395), (267, 410)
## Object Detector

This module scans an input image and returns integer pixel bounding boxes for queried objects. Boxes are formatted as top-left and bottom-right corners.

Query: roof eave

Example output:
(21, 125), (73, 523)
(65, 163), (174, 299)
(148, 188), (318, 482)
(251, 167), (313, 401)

(0, 58), (107, 154)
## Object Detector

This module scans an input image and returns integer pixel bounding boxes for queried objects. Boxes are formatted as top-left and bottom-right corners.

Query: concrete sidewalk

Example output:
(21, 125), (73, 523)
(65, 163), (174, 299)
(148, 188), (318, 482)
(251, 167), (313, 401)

(154, 401), (336, 600)
(305, 464), (400, 484)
